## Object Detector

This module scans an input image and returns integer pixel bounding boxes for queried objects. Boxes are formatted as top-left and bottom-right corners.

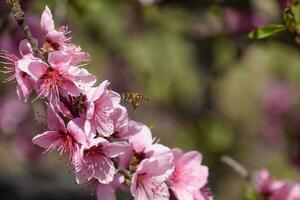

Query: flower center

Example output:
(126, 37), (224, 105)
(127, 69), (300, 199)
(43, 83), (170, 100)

(85, 145), (103, 157)
(41, 67), (64, 87)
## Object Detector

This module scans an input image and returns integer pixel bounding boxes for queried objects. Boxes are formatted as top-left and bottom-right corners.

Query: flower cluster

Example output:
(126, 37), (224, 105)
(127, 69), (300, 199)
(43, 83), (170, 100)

(253, 169), (300, 200)
(1, 6), (212, 200)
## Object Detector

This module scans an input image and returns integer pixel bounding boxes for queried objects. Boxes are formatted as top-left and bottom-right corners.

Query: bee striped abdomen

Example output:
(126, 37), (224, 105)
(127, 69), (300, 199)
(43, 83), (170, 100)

(121, 92), (148, 110)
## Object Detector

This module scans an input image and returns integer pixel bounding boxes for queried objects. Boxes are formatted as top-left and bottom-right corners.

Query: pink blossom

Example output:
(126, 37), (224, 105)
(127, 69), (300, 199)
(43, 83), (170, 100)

(252, 170), (300, 199)
(129, 125), (170, 158)
(32, 106), (87, 162)
(111, 105), (144, 139)
(272, 183), (300, 200)
(74, 137), (126, 184)
(40, 6), (90, 64)
(62, 45), (91, 66)
(17, 51), (95, 106)
(167, 148), (209, 200)
(253, 169), (290, 199)
(131, 152), (174, 200)
(0, 40), (36, 102)
(117, 125), (171, 170)
(85, 80), (120, 137)
(41, 6), (69, 49)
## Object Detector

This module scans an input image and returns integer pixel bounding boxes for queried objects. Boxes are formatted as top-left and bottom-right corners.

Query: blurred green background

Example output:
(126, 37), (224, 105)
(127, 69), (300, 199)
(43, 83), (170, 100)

(1, 0), (300, 199)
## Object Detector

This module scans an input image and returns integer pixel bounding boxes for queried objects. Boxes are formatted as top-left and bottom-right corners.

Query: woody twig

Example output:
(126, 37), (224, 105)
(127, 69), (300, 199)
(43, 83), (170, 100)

(6, 0), (42, 58)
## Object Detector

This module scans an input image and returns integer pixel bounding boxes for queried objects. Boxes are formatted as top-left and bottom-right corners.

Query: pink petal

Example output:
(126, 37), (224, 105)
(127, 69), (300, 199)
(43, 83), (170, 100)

(76, 154), (115, 184)
(16, 84), (30, 103)
(103, 142), (127, 158)
(86, 102), (95, 120)
(131, 158), (172, 200)
(48, 51), (71, 71)
(67, 118), (87, 145)
(88, 80), (109, 102)
(111, 173), (125, 190)
(56, 101), (73, 119)
(168, 149), (209, 199)
(19, 39), (38, 56)
(68, 67), (96, 86)
(110, 91), (121, 107)
(40, 6), (54, 33)
(15, 68), (32, 103)
(32, 131), (61, 149)
(61, 80), (81, 97)
(75, 164), (94, 184)
(47, 30), (66, 45)
(148, 152), (174, 178)
(47, 106), (66, 132)
(111, 105), (128, 129)
(84, 120), (92, 137)
(93, 155), (115, 184)
(96, 119), (114, 137)
(129, 125), (153, 154)
(17, 55), (48, 81)
(172, 187), (194, 200)
(145, 143), (171, 157)
(96, 183), (116, 200)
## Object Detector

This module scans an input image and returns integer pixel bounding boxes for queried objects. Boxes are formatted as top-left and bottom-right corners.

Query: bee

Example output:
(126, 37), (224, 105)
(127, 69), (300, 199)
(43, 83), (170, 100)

(121, 92), (148, 110)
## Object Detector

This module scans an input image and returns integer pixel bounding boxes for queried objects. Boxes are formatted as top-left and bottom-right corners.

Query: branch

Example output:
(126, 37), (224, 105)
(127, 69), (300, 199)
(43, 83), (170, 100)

(221, 155), (250, 182)
(6, 0), (42, 58)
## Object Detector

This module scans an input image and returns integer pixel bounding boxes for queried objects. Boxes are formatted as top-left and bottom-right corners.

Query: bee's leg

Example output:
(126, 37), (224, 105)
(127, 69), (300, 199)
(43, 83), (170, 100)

(133, 102), (140, 110)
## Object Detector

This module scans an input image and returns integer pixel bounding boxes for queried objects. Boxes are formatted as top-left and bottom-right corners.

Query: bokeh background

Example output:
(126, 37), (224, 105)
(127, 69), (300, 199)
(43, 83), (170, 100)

(0, 0), (300, 199)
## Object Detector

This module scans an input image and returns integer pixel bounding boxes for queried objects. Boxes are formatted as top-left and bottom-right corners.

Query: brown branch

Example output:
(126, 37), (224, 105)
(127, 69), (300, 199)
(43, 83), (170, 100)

(6, 0), (42, 58)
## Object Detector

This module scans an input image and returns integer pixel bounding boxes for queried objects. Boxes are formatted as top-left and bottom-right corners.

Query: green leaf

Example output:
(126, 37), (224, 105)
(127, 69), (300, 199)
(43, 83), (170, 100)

(245, 186), (261, 200)
(248, 25), (286, 39)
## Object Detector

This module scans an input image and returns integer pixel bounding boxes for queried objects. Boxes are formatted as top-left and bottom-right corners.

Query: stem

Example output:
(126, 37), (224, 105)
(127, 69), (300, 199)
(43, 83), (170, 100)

(118, 168), (132, 180)
(6, 0), (42, 58)
(221, 155), (250, 182)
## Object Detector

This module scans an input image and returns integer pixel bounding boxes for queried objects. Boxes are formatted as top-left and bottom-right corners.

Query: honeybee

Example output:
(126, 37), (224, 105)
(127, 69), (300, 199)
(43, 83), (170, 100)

(121, 92), (148, 110)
